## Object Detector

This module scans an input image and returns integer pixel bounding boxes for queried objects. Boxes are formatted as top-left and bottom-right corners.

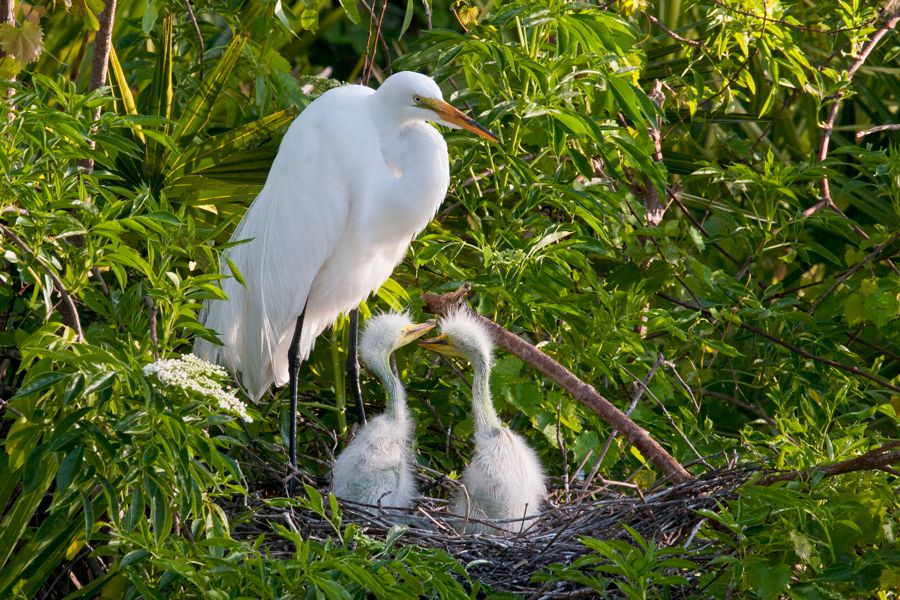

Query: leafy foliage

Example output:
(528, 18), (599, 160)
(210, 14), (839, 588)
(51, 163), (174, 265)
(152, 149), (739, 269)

(1, 0), (898, 597)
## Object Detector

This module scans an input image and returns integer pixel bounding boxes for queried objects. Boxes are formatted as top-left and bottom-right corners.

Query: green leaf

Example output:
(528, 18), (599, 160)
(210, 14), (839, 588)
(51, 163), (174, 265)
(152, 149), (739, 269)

(745, 561), (792, 600)
(224, 256), (246, 286)
(119, 549), (150, 569)
(141, 0), (158, 34)
(56, 445), (84, 495)
(12, 371), (68, 399)
(0, 21), (43, 64)
(400, 0), (415, 39)
(81, 491), (94, 543)
(340, 0), (361, 25)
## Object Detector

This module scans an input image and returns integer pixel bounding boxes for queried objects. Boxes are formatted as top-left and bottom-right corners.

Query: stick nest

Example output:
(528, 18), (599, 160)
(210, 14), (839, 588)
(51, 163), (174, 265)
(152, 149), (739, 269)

(226, 458), (757, 596)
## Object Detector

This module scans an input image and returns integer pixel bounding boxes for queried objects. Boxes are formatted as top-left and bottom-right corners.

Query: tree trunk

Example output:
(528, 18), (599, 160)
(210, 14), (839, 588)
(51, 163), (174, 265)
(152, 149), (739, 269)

(1, 0), (14, 107)
(79, 0), (117, 173)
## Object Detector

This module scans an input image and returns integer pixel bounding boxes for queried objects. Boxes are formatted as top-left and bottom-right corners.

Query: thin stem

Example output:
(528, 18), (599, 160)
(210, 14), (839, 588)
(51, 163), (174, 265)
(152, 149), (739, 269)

(856, 123), (900, 141)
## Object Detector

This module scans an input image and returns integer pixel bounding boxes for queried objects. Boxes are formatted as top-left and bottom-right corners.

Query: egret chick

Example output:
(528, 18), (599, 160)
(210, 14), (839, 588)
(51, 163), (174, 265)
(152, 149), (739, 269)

(420, 310), (546, 533)
(332, 313), (434, 508)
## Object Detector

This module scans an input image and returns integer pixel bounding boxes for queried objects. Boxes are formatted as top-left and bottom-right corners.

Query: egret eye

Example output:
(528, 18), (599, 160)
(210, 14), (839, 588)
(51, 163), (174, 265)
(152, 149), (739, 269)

(413, 95), (423, 104)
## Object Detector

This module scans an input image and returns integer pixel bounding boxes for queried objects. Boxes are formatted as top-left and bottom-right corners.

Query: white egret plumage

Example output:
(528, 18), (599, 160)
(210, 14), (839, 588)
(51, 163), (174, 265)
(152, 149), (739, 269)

(420, 310), (547, 534)
(193, 72), (497, 478)
(331, 313), (433, 508)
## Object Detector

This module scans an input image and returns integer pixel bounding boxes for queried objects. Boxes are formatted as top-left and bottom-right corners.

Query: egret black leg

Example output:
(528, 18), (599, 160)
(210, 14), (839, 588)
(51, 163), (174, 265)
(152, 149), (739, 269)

(287, 309), (306, 494)
(347, 308), (367, 425)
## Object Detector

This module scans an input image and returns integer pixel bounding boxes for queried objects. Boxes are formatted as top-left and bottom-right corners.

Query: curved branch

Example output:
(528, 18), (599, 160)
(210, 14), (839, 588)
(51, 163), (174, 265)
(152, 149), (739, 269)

(422, 285), (694, 484)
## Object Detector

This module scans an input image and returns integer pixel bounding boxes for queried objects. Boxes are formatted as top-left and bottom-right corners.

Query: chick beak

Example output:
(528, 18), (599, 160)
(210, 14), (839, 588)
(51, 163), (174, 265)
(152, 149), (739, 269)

(422, 98), (499, 142)
(418, 332), (453, 353)
(399, 321), (436, 346)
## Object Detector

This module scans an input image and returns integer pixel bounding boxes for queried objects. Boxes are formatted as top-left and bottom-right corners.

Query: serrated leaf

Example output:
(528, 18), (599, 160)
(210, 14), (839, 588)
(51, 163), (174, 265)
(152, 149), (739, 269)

(0, 21), (44, 64)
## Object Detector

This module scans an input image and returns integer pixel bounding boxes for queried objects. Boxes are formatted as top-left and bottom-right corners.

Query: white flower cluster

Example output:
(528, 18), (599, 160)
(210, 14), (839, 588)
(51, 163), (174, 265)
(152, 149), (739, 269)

(143, 354), (252, 423)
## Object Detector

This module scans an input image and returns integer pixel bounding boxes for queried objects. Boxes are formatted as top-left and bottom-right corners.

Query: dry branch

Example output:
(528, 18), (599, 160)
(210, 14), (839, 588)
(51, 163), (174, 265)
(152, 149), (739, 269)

(856, 123), (900, 140)
(422, 284), (693, 484)
(760, 442), (900, 484)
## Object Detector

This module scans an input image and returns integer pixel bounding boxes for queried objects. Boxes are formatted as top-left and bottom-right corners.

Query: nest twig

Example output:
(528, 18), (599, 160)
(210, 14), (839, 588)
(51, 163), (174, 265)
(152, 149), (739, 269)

(223, 440), (899, 595)
(225, 463), (754, 594)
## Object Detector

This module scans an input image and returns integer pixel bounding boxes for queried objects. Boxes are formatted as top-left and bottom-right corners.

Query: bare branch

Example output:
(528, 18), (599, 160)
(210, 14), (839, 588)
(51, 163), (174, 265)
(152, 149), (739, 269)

(361, 0), (389, 85)
(856, 123), (900, 141)
(423, 0), (433, 30)
(89, 0), (117, 94)
(0, 0), (13, 26)
(761, 442), (900, 484)
(422, 285), (694, 484)
(646, 14), (702, 48)
(143, 296), (159, 360)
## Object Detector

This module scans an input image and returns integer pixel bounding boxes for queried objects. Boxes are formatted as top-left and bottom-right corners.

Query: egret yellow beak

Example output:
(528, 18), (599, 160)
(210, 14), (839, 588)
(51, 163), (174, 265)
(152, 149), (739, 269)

(418, 332), (459, 356)
(398, 321), (436, 346)
(421, 98), (499, 142)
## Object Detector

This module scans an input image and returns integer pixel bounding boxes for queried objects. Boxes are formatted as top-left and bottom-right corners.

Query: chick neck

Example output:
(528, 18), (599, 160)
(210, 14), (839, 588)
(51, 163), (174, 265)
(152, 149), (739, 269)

(369, 349), (408, 423)
(467, 348), (502, 433)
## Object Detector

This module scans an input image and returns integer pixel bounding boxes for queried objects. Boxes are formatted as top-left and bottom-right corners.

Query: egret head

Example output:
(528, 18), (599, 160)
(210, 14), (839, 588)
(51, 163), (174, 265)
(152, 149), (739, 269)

(418, 308), (494, 368)
(359, 312), (435, 370)
(375, 71), (498, 142)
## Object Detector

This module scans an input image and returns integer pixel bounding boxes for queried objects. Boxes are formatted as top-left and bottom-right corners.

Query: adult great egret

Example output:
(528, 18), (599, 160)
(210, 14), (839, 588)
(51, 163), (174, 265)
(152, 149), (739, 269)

(332, 313), (433, 508)
(194, 72), (497, 477)
(420, 310), (546, 533)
